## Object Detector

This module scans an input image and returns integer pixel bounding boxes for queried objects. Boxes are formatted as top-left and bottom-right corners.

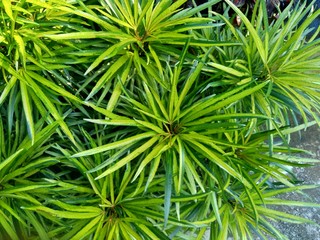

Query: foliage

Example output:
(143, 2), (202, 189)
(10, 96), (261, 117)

(0, 0), (319, 239)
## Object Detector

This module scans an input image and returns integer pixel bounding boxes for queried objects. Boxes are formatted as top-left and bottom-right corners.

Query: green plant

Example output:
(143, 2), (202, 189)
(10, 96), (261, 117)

(199, 0), (320, 126)
(0, 0), (319, 239)
(0, 107), (60, 239)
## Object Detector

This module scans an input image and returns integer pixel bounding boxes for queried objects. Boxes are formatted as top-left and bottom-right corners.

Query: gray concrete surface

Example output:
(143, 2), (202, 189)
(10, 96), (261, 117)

(270, 124), (320, 240)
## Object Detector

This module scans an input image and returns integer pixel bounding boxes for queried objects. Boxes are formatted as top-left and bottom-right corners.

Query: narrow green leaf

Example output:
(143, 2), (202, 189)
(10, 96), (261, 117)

(0, 184), (55, 194)
(48, 200), (101, 213)
(218, 209), (229, 240)
(0, 201), (26, 228)
(185, 156), (205, 192)
(23, 206), (101, 219)
(0, 211), (19, 240)
(142, 82), (162, 120)
(134, 107), (169, 123)
(129, 206), (195, 227)
(256, 206), (315, 224)
(115, 0), (135, 26)
(183, 81), (269, 123)
(144, 154), (161, 193)
(72, 132), (156, 158)
(106, 222), (118, 240)
(13, 34), (27, 69)
(207, 62), (247, 77)
(136, 223), (162, 239)
(115, 164), (133, 203)
(44, 179), (93, 194)
(148, 0), (172, 29)
(26, 70), (82, 103)
(70, 216), (102, 240)
(225, 0), (267, 65)
(23, 72), (75, 144)
(210, 191), (222, 229)
(0, 53), (19, 78)
(86, 174), (112, 206)
(164, 151), (173, 227)
(173, 56), (205, 119)
(109, 173), (115, 203)
(20, 80), (35, 144)
(140, 58), (170, 89)
(262, 185), (319, 198)
(84, 118), (137, 126)
(87, 144), (135, 175)
(95, 136), (159, 179)
(165, 39), (240, 47)
(244, 186), (259, 224)
(121, 197), (164, 206)
(0, 149), (23, 173)
(3, 0), (14, 21)
(121, 95), (152, 114)
(56, 6), (120, 31)
(193, 205), (229, 225)
(45, 31), (133, 40)
(171, 192), (211, 202)
(0, 75), (17, 105)
(184, 138), (251, 188)
(132, 141), (169, 182)
(84, 101), (122, 119)
(196, 228), (208, 240)
(119, 222), (142, 240)
(96, 9), (134, 29)
(85, 54), (129, 99)
(134, 119), (165, 134)
(177, 137), (185, 195)
(184, 144), (219, 184)
(148, 87), (170, 121)
(24, 211), (50, 240)
(107, 58), (132, 111)
(184, 113), (269, 127)
(262, 198), (320, 208)
(2, 158), (59, 182)
(85, 41), (133, 76)
(148, 44), (164, 76)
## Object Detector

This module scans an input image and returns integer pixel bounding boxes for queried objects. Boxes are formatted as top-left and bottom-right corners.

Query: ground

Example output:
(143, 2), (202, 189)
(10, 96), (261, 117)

(271, 124), (320, 240)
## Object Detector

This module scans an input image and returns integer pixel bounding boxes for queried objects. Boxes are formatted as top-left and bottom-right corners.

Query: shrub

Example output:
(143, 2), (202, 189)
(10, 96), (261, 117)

(0, 0), (319, 239)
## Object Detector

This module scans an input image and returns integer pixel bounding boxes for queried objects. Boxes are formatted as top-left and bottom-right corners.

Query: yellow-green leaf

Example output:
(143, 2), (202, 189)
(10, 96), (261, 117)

(3, 0), (14, 21)
(20, 80), (35, 144)
(13, 34), (27, 68)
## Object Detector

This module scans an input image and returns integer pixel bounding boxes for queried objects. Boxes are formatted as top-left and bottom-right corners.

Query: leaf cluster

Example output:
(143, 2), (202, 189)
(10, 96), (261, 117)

(0, 0), (319, 239)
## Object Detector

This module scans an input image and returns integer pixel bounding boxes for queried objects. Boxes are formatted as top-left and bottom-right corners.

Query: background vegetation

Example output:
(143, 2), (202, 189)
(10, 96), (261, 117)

(0, 0), (319, 239)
